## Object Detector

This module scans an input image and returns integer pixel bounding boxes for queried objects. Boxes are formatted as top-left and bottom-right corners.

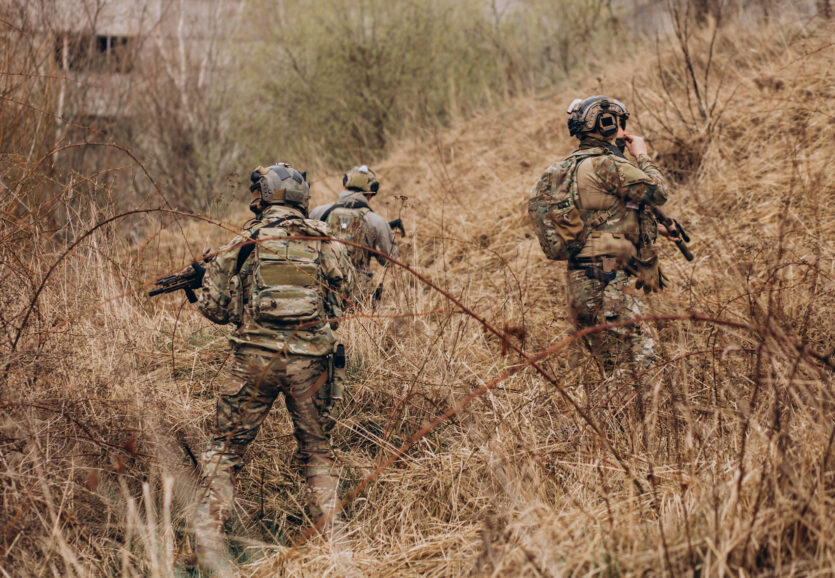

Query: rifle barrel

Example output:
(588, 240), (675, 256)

(676, 240), (694, 261)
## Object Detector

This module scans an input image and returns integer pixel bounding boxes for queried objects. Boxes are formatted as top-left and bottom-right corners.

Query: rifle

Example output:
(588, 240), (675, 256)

(148, 257), (210, 303)
(388, 218), (405, 236)
(649, 206), (693, 261)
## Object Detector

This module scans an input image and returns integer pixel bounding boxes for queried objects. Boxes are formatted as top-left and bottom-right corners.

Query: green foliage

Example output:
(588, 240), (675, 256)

(233, 0), (624, 171)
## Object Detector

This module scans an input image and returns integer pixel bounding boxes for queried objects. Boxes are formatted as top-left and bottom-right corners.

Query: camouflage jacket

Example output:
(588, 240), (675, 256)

(571, 137), (670, 258)
(197, 204), (356, 356)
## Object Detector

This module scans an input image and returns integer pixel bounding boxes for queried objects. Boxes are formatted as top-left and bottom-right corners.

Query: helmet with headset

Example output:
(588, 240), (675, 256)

(342, 165), (380, 196)
(566, 95), (629, 139)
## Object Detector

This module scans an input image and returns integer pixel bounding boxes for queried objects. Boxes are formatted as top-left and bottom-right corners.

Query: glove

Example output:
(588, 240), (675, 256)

(635, 265), (668, 294)
(631, 252), (668, 294)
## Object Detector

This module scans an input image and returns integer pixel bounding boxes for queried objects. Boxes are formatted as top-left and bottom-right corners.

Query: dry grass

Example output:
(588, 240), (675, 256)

(2, 16), (834, 577)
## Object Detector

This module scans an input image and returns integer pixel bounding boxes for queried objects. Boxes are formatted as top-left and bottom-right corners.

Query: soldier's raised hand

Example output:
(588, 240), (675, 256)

(622, 133), (648, 157)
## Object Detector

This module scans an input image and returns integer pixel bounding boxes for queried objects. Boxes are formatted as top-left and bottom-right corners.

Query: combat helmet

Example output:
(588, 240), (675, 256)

(343, 165), (380, 196)
(249, 163), (310, 214)
(566, 95), (629, 138)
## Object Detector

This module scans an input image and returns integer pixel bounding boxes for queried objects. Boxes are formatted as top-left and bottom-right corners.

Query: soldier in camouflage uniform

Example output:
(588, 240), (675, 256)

(194, 163), (356, 566)
(309, 165), (398, 303)
(529, 96), (672, 377)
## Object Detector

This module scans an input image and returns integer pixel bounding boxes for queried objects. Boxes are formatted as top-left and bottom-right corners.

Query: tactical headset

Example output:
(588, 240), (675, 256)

(249, 163), (310, 214)
(343, 165), (380, 195)
(567, 95), (629, 138)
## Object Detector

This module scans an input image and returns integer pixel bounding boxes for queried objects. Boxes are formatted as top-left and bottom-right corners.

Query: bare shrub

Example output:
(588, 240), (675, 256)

(1, 7), (833, 578)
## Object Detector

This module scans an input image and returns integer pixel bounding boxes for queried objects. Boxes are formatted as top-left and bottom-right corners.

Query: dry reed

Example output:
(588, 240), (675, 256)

(1, 16), (834, 577)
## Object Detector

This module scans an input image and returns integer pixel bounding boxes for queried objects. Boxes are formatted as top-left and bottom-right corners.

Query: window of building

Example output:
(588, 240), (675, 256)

(55, 33), (135, 73)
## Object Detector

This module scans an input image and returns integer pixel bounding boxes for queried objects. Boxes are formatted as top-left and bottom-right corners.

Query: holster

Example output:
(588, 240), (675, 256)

(318, 343), (347, 410)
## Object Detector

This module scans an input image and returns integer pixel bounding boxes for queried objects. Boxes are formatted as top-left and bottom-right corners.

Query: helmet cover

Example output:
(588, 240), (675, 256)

(342, 165), (380, 195)
(567, 95), (629, 138)
(249, 163), (310, 213)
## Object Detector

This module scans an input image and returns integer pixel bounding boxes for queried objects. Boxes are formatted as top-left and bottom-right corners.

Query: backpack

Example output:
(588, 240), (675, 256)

(528, 148), (616, 261)
(320, 199), (371, 269)
(244, 218), (327, 325)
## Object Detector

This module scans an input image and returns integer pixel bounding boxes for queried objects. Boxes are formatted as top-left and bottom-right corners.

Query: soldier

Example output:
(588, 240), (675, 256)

(309, 165), (399, 304)
(528, 95), (672, 377)
(193, 163), (356, 566)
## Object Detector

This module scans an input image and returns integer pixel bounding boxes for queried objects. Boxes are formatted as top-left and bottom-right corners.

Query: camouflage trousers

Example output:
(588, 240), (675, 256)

(566, 268), (657, 377)
(196, 345), (340, 562)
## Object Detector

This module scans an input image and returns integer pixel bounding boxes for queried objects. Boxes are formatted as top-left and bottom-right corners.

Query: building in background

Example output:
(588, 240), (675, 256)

(0, 0), (245, 207)
(44, 0), (243, 136)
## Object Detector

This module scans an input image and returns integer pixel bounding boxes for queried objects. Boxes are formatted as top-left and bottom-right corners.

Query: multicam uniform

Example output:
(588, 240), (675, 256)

(195, 203), (355, 549)
(310, 190), (398, 299)
(534, 136), (670, 375)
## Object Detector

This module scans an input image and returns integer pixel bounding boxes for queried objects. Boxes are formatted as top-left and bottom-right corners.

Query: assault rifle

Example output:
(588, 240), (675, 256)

(650, 206), (693, 261)
(148, 256), (211, 303)
(388, 218), (405, 236)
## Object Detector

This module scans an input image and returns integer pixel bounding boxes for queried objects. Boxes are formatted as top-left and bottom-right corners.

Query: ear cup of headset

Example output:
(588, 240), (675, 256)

(568, 117), (582, 136)
(249, 168), (266, 193)
(597, 113), (618, 137)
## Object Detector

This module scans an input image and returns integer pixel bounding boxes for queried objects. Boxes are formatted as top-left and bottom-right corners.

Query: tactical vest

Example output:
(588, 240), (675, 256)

(320, 199), (371, 269)
(242, 218), (327, 326)
(529, 148), (620, 261)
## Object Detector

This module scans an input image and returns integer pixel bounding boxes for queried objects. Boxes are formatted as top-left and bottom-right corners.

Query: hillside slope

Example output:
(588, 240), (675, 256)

(1, 17), (833, 578)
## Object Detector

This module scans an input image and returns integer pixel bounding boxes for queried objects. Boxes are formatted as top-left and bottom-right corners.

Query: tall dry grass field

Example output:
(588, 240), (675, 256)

(2, 15), (834, 577)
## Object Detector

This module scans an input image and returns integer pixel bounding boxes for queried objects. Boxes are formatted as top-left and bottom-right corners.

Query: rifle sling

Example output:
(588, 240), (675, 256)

(234, 215), (303, 275)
